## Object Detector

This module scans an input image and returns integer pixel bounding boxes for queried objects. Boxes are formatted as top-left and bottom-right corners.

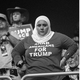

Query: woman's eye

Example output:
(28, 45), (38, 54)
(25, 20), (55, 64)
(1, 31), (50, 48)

(37, 24), (47, 27)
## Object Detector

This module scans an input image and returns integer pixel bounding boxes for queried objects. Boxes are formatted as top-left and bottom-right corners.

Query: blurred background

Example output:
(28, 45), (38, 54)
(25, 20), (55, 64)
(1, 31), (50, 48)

(0, 0), (79, 38)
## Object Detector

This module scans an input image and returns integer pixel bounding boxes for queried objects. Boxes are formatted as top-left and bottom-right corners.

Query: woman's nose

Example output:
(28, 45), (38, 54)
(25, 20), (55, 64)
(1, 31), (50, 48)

(40, 26), (43, 28)
(40, 28), (44, 31)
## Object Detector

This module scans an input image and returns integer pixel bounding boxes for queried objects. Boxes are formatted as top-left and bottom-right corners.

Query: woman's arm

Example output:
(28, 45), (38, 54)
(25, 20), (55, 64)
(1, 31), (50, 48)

(11, 39), (26, 65)
(8, 34), (20, 47)
(60, 34), (77, 68)
(61, 34), (78, 60)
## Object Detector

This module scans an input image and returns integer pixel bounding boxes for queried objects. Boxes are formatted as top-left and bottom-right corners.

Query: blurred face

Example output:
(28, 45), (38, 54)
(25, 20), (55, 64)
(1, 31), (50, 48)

(0, 20), (6, 28)
(0, 20), (7, 36)
(36, 20), (49, 36)
(68, 56), (79, 67)
(73, 36), (79, 47)
(12, 12), (21, 21)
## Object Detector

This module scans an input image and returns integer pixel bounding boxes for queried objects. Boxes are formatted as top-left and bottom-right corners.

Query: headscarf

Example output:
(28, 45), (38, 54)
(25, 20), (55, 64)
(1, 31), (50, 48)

(32, 15), (54, 43)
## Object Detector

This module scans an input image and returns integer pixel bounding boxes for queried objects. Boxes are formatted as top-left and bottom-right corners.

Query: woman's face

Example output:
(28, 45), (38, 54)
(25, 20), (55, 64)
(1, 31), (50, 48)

(0, 20), (7, 36)
(0, 20), (6, 28)
(12, 12), (21, 21)
(36, 20), (49, 36)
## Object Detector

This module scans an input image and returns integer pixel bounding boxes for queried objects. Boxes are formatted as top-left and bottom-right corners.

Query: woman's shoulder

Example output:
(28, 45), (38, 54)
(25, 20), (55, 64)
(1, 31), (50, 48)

(50, 32), (70, 42)
(54, 32), (65, 36)
(51, 32), (65, 38)
(54, 32), (69, 38)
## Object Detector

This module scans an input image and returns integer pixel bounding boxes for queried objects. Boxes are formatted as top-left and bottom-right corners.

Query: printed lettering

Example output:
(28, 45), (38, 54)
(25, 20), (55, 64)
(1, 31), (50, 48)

(29, 53), (33, 57)
(29, 52), (52, 57)
(35, 47), (46, 52)
(12, 28), (31, 39)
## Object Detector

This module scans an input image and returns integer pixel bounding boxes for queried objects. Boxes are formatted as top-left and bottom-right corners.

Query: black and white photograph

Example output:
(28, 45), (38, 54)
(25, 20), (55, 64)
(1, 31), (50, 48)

(0, 0), (79, 80)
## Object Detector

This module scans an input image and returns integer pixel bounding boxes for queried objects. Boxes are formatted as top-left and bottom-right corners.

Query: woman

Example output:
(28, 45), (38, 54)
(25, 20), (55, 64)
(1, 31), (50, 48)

(7, 7), (33, 40)
(7, 7), (29, 27)
(11, 15), (77, 80)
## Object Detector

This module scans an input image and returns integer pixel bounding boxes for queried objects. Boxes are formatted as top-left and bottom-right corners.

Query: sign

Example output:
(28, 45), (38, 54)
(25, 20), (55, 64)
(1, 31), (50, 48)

(9, 24), (33, 40)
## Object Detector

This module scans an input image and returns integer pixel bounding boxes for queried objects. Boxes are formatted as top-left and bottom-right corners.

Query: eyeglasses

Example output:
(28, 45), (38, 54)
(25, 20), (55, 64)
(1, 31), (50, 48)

(37, 24), (48, 27)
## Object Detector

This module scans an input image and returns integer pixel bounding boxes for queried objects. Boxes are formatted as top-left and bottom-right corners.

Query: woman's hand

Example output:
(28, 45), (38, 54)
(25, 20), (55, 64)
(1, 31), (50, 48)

(60, 57), (66, 69)
(16, 60), (27, 74)
(17, 64), (27, 74)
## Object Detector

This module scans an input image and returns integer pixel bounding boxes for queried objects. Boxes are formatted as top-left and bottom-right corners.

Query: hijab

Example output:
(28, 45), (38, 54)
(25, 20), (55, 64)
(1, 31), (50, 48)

(32, 15), (54, 43)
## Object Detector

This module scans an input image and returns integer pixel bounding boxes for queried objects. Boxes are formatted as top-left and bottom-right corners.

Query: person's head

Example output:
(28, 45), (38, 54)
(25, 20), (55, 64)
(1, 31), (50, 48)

(32, 15), (54, 43)
(73, 28), (79, 46)
(12, 11), (21, 22)
(0, 13), (9, 36)
(7, 7), (29, 25)
(73, 36), (79, 46)
(72, 35), (79, 48)
(34, 15), (51, 37)
(68, 54), (79, 67)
